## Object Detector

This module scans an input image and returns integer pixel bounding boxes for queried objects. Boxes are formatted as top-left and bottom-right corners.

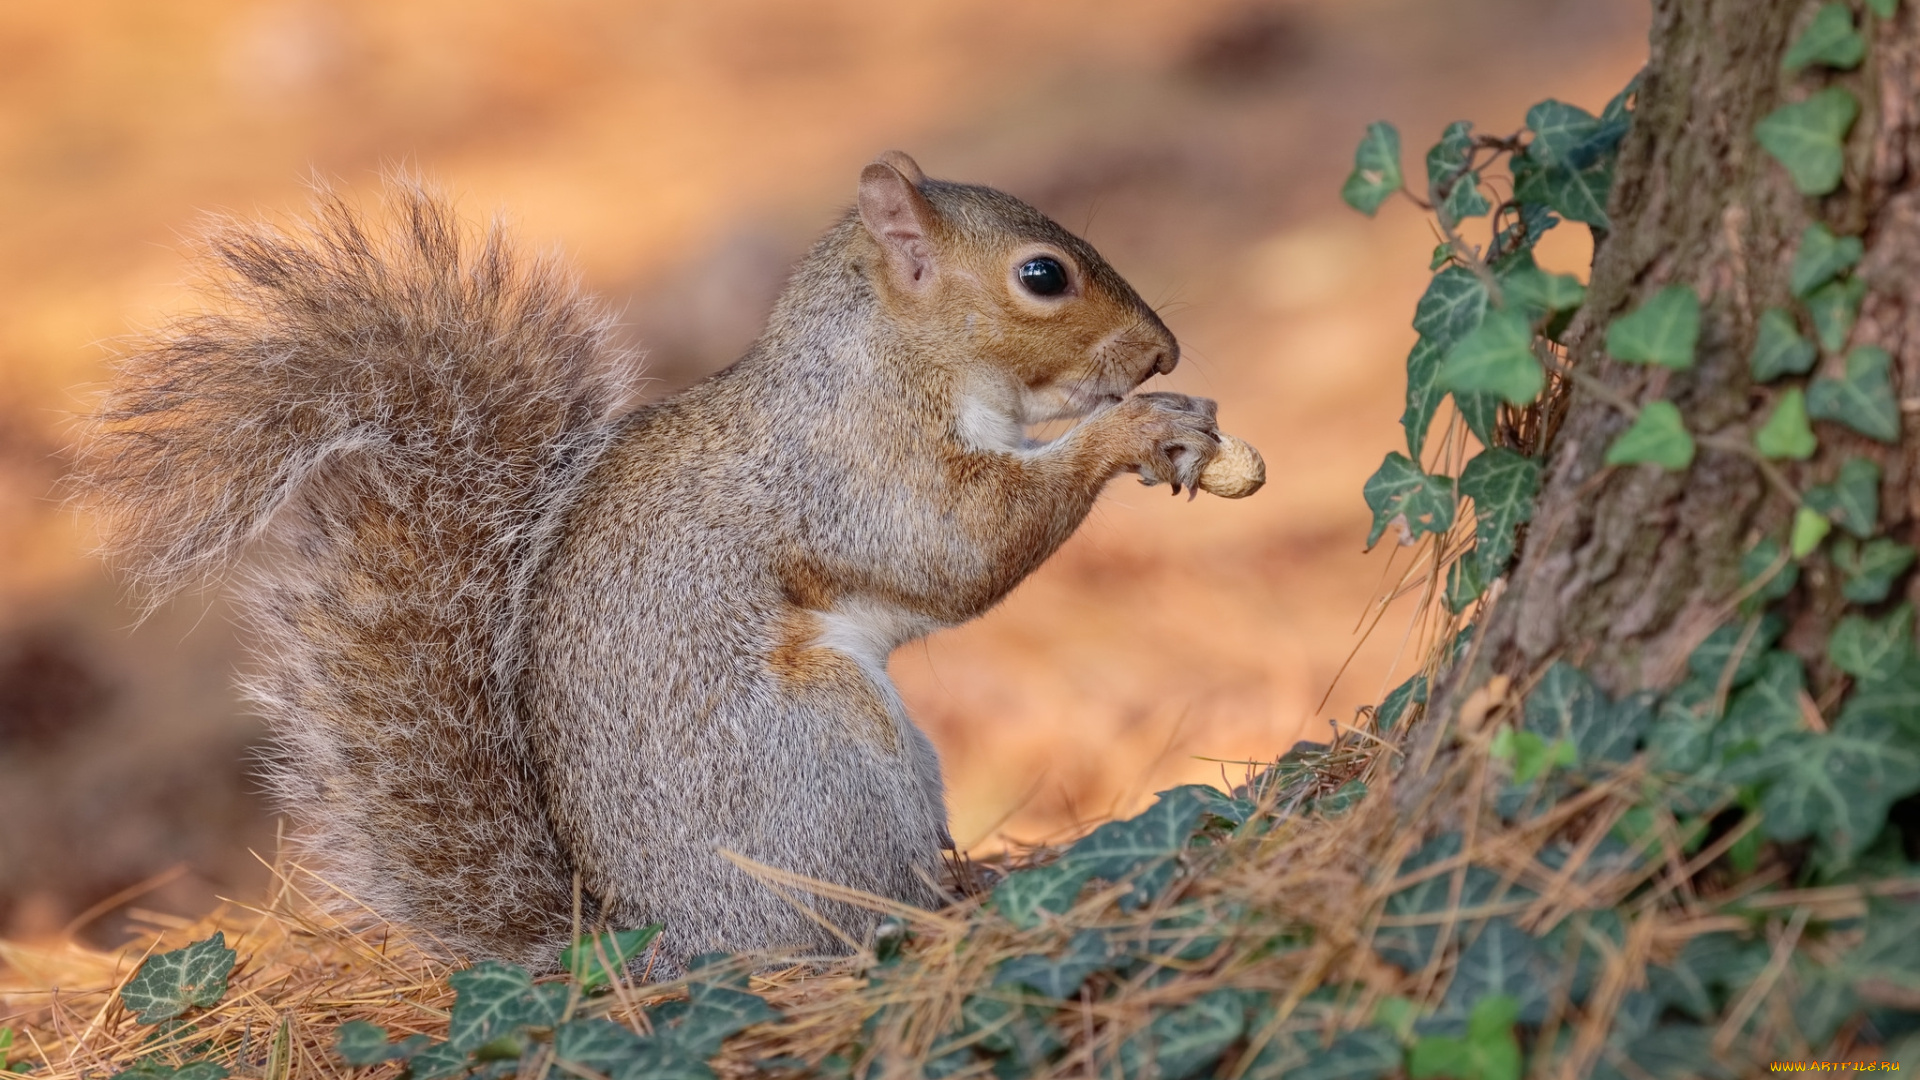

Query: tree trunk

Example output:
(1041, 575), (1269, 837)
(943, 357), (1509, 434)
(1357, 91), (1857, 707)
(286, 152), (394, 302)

(1475, 0), (1919, 699)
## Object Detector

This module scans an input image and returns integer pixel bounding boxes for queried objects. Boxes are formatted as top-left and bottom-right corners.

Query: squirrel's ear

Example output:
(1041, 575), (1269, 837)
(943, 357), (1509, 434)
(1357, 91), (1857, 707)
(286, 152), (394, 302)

(858, 155), (939, 291)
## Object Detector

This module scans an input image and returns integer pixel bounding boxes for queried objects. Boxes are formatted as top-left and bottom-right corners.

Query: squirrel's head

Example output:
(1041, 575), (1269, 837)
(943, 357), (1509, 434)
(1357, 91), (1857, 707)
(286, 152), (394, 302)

(854, 151), (1178, 426)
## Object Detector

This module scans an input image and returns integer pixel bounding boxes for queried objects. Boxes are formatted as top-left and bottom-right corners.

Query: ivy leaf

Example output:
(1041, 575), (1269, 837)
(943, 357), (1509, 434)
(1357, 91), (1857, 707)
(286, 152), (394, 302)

(1833, 536), (1916, 604)
(1363, 453), (1457, 547)
(406, 1040), (478, 1080)
(1439, 308), (1544, 405)
(1375, 834), (1507, 971)
(1433, 922), (1553, 1028)
(1724, 706), (1920, 860)
(1342, 122), (1404, 216)
(1605, 401), (1695, 470)
(1446, 555), (1486, 614)
(1511, 148), (1614, 230)
(551, 1019), (648, 1077)
(1413, 266), (1491, 349)
(1749, 308), (1817, 382)
(1807, 275), (1867, 352)
(1403, 337), (1446, 461)
(1425, 120), (1474, 197)
(1456, 392), (1502, 448)
(561, 925), (663, 991)
(1500, 260), (1587, 317)
(1241, 1028), (1402, 1080)
(1377, 674), (1428, 732)
(1717, 652), (1807, 759)
(1606, 286), (1700, 369)
(1808, 345), (1899, 443)
(1802, 457), (1880, 539)
(994, 930), (1113, 999)
(1739, 538), (1799, 613)
(1492, 203), (1561, 261)
(1438, 172), (1492, 228)
(1116, 989), (1248, 1080)
(992, 860), (1092, 929)
(1459, 448), (1540, 580)
(1867, 0), (1898, 15)
(1065, 786), (1210, 909)
(1792, 507), (1833, 558)
(445, 962), (566, 1053)
(1789, 223), (1865, 298)
(1647, 935), (1756, 1021)
(1753, 388), (1817, 460)
(1526, 99), (1629, 170)
(958, 996), (1063, 1068)
(1755, 88), (1860, 195)
(1829, 604), (1912, 682)
(1688, 614), (1785, 690)
(1782, 3), (1867, 73)
(335, 1021), (431, 1066)
(1848, 659), (1920, 732)
(668, 981), (781, 1058)
(120, 934), (238, 1024)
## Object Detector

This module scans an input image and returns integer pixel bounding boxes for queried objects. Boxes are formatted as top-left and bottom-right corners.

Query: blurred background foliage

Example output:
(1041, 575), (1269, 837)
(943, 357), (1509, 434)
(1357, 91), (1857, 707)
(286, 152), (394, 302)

(0, 0), (1644, 944)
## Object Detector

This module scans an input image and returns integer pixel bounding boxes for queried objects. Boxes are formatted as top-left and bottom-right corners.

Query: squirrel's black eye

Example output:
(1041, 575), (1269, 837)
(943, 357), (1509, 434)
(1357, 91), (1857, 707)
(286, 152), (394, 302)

(1017, 256), (1069, 297)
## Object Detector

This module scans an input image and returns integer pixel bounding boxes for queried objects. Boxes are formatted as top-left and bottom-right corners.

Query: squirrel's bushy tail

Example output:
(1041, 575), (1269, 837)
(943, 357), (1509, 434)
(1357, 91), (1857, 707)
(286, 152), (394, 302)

(77, 184), (635, 966)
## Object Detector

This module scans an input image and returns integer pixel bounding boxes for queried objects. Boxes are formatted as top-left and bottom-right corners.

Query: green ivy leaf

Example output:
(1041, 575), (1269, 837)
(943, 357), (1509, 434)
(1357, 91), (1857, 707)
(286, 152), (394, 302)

(1511, 148), (1614, 230)
(1241, 1027), (1402, 1080)
(1749, 308), (1817, 382)
(1499, 260), (1587, 316)
(994, 930), (1112, 999)
(1403, 337), (1446, 461)
(993, 860), (1092, 930)
(1434, 922), (1552, 1028)
(1447, 553), (1487, 614)
(1459, 448), (1541, 580)
(1413, 266), (1490, 349)
(1377, 673), (1428, 732)
(1606, 286), (1700, 369)
(1828, 604), (1912, 682)
(1717, 652), (1807, 758)
(561, 925), (663, 991)
(1833, 536), (1916, 604)
(335, 1021), (430, 1066)
(1724, 706), (1920, 860)
(1867, 0), (1898, 15)
(1342, 122), (1404, 216)
(552, 1019), (649, 1078)
(1803, 456), (1881, 538)
(1363, 453), (1457, 547)
(1440, 308), (1544, 405)
(1753, 387), (1817, 460)
(668, 980), (781, 1058)
(1524, 661), (1645, 764)
(1808, 345), (1899, 443)
(1604, 401), (1695, 470)
(1783, 3), (1867, 72)
(1438, 171), (1492, 228)
(1792, 507), (1833, 558)
(1526, 99), (1629, 170)
(1065, 786), (1210, 909)
(1806, 275), (1867, 352)
(1688, 614), (1785, 690)
(1492, 203), (1561, 262)
(1456, 392), (1501, 448)
(1740, 538), (1799, 613)
(1426, 120), (1474, 196)
(1755, 88), (1859, 195)
(1375, 834), (1507, 971)
(445, 962), (567, 1053)
(1116, 989), (1247, 1080)
(119, 934), (238, 1025)
(1789, 223), (1865, 298)
(958, 995), (1063, 1069)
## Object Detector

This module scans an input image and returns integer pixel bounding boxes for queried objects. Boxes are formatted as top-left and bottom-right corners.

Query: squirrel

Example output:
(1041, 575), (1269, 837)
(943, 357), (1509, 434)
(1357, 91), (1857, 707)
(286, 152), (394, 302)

(76, 152), (1229, 975)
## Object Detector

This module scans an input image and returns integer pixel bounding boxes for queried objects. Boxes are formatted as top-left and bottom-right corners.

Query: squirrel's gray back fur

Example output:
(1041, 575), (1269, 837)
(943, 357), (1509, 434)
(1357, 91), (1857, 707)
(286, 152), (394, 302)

(78, 186), (634, 966)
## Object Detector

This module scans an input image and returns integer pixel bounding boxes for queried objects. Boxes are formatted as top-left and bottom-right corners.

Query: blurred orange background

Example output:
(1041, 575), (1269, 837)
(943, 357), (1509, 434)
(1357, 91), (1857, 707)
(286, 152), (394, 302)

(0, 0), (1647, 944)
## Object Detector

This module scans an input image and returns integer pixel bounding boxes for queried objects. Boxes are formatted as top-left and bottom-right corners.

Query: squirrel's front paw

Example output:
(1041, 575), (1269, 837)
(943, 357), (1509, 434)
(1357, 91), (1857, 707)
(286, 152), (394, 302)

(1112, 392), (1222, 496)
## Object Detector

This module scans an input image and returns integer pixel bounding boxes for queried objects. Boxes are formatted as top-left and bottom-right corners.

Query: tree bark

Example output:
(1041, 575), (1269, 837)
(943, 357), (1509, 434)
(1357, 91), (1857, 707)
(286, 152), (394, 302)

(1474, 0), (1920, 699)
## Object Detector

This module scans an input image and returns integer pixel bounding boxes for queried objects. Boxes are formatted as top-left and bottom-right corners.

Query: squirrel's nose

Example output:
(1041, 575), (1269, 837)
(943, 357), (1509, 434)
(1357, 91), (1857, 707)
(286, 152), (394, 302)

(1136, 340), (1179, 384)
